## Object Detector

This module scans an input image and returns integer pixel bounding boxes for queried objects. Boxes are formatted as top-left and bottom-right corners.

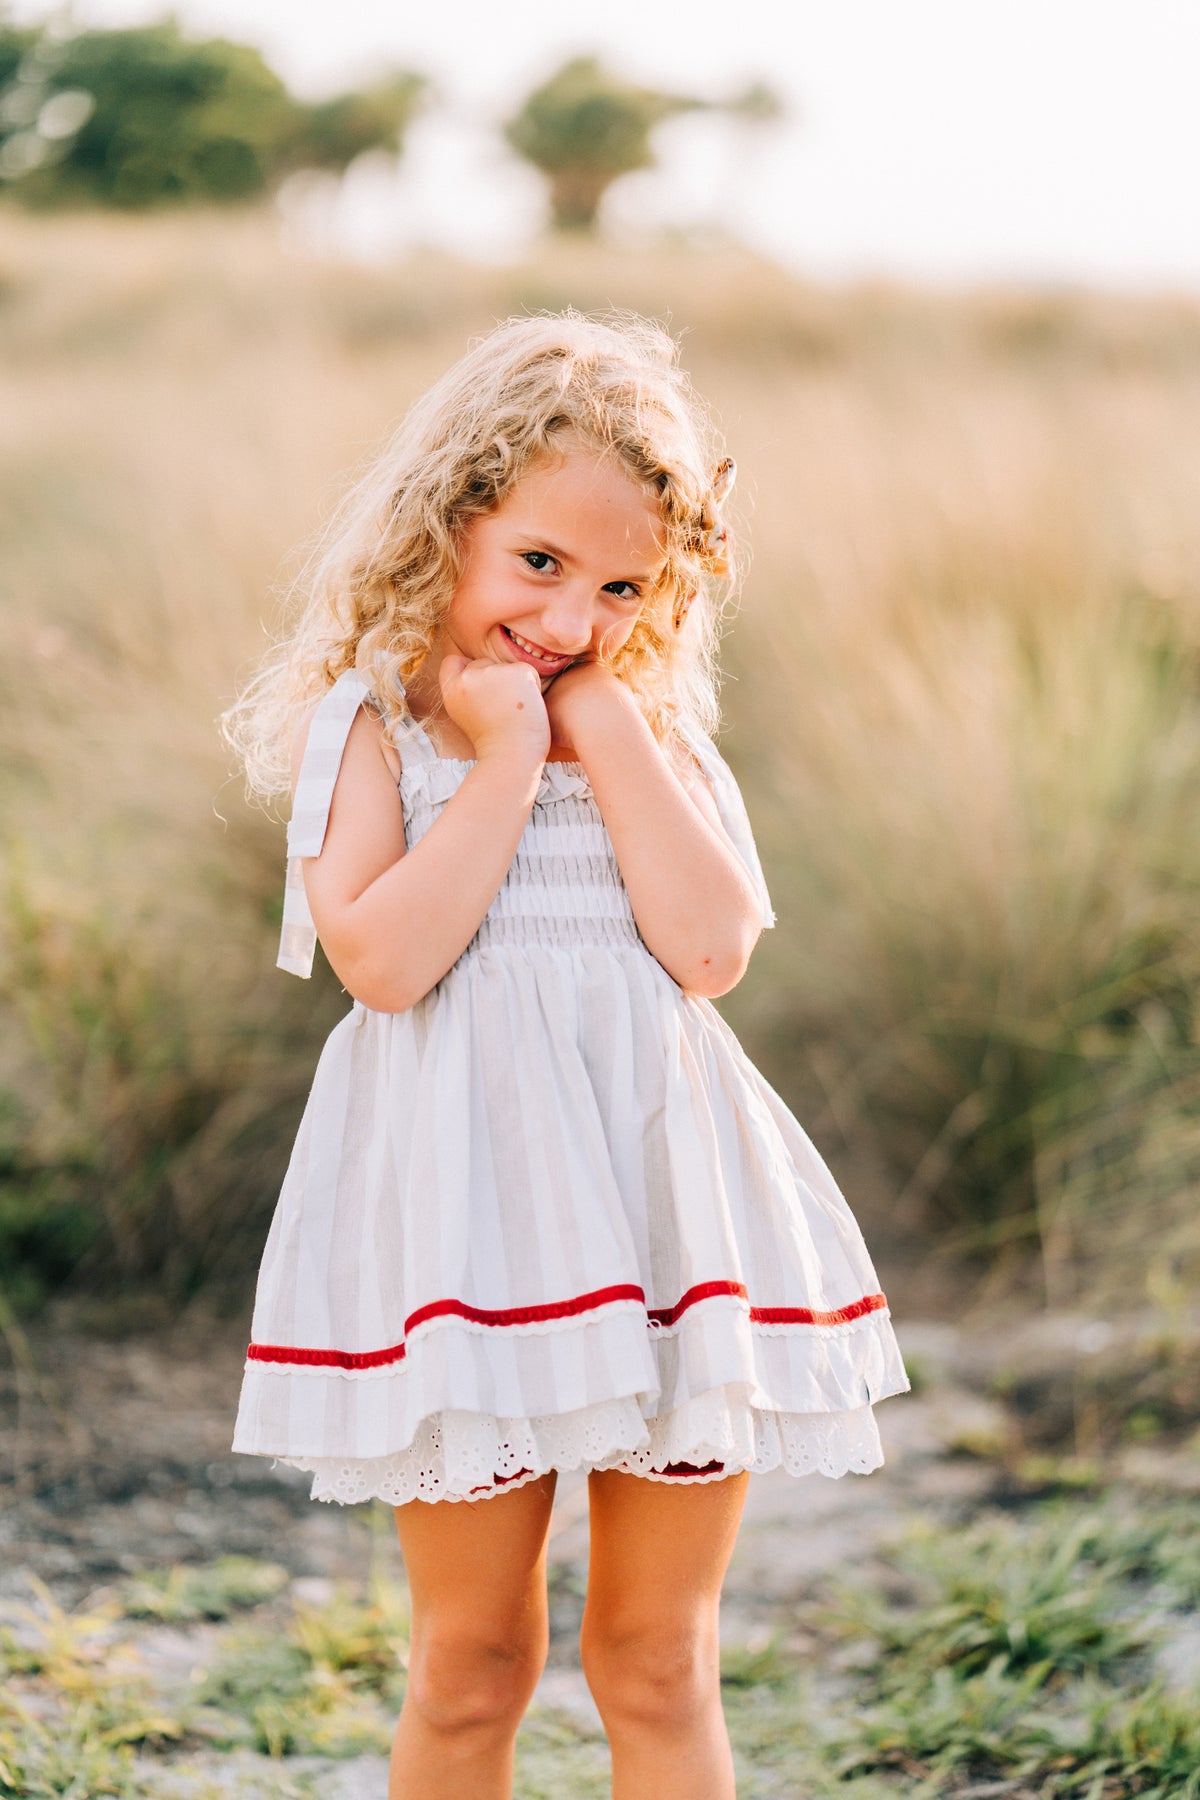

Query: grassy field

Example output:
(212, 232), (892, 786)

(3, 1490), (1199, 1796)
(1, 208), (1199, 1312)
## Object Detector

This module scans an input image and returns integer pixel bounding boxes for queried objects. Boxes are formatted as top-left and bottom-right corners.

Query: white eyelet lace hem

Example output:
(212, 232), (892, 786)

(274, 1392), (886, 1505)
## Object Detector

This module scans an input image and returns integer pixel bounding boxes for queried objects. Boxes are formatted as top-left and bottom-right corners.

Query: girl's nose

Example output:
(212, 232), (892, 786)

(536, 593), (594, 655)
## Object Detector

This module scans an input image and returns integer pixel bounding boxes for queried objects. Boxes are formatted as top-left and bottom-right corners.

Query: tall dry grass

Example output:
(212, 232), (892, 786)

(726, 338), (1200, 1311)
(2, 208), (1198, 1310)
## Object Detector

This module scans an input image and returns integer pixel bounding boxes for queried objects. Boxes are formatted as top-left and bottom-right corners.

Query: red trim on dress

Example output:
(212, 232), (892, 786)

(405, 1284), (645, 1337)
(247, 1284), (888, 1371)
(656, 1459), (726, 1478)
(648, 1281), (889, 1330)
(751, 1292), (888, 1327)
(646, 1279), (748, 1326)
(465, 1459), (726, 1496)
(469, 1466), (535, 1496)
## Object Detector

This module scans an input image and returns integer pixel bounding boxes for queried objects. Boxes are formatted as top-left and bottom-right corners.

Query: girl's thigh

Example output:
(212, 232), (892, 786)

(581, 1467), (750, 1633)
(394, 1471), (558, 1636)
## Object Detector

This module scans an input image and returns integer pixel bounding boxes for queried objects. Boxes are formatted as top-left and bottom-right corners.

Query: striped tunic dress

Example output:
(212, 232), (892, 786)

(232, 671), (910, 1504)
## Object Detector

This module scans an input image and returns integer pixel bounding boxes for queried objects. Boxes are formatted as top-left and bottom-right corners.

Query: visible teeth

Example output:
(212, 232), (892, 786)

(508, 628), (566, 663)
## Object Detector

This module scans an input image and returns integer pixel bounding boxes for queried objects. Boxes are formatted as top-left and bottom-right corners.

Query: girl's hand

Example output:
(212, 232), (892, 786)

(439, 653), (551, 762)
(542, 660), (625, 757)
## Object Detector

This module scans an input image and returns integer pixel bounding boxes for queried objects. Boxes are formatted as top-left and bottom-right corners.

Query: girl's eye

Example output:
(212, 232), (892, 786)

(604, 582), (642, 602)
(522, 551), (556, 574)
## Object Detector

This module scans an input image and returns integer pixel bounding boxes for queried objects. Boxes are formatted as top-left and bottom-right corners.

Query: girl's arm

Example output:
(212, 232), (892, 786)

(554, 671), (765, 998)
(295, 677), (546, 1013)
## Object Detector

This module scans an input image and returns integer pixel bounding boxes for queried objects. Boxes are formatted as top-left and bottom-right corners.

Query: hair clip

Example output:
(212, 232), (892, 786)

(706, 458), (736, 576)
(673, 459), (738, 629)
(711, 457), (736, 512)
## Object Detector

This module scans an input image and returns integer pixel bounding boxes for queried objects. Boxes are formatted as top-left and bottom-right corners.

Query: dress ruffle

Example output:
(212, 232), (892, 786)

(404, 753), (594, 810)
(277, 1393), (887, 1506)
(236, 1289), (908, 1501)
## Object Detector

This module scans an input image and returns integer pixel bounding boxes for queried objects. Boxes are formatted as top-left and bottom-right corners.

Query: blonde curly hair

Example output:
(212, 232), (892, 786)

(222, 309), (740, 798)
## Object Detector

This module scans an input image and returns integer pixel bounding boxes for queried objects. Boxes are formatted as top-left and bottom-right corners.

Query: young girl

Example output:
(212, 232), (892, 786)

(225, 311), (909, 1800)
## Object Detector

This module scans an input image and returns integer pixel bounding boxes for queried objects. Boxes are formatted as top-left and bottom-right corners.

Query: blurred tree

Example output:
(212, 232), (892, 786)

(505, 55), (703, 233)
(505, 55), (785, 234)
(0, 19), (426, 208)
(292, 71), (428, 176)
(0, 18), (53, 185)
(726, 79), (787, 127)
(0, 17), (39, 86)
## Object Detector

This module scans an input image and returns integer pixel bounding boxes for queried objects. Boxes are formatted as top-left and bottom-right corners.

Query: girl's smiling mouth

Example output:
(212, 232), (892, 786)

(501, 624), (575, 672)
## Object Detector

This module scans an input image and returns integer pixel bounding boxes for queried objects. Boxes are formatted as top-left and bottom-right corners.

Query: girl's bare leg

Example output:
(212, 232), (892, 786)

(580, 1466), (750, 1800)
(388, 1471), (557, 1800)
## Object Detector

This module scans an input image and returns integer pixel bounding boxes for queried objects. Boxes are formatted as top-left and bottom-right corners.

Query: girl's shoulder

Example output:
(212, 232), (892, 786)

(289, 684), (401, 805)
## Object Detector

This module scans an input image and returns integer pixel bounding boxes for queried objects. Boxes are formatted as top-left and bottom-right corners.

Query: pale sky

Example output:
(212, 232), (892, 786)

(11, 0), (1200, 287)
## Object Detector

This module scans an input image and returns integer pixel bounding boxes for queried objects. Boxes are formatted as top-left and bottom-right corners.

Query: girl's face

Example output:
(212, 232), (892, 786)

(440, 440), (667, 683)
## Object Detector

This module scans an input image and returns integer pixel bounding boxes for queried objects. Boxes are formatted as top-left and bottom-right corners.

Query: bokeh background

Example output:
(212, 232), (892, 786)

(2, 4), (1199, 1794)
(4, 0), (1198, 1319)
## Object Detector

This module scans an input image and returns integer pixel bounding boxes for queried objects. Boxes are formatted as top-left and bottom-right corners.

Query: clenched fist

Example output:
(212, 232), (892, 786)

(438, 652), (551, 763)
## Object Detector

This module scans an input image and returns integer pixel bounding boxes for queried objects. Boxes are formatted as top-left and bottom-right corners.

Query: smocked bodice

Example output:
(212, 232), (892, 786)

(397, 729), (642, 954)
(276, 670), (775, 980)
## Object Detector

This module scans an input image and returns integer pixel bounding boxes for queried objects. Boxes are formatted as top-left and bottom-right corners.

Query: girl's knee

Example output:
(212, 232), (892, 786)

(405, 1623), (548, 1738)
(580, 1616), (719, 1731)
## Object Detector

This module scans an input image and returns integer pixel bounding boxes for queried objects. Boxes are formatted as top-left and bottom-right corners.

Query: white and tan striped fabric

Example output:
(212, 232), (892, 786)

(234, 673), (909, 1504)
(277, 671), (375, 979)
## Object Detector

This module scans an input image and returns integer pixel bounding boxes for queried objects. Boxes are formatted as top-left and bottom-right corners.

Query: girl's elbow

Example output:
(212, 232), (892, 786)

(323, 942), (427, 1014)
(679, 933), (757, 999)
(351, 977), (421, 1014)
(685, 882), (765, 996)
(696, 960), (749, 1000)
